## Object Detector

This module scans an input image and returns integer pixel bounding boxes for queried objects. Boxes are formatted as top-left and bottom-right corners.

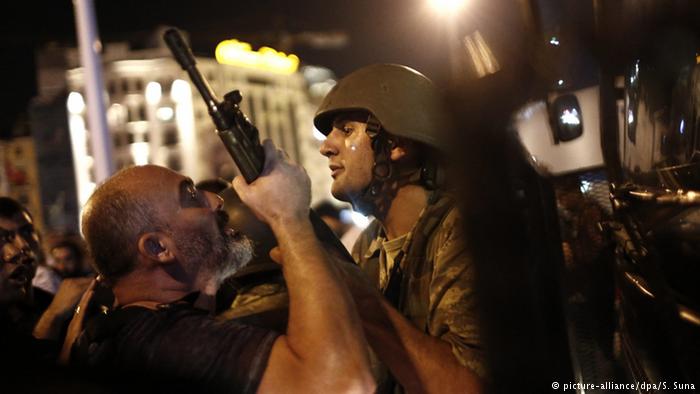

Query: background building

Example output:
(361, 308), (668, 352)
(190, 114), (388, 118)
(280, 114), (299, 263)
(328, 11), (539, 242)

(0, 136), (45, 231)
(28, 30), (338, 232)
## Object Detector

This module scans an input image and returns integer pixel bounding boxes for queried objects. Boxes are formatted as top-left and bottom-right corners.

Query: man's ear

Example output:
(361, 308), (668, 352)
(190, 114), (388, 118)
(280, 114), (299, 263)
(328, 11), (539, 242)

(390, 144), (408, 162)
(137, 232), (175, 264)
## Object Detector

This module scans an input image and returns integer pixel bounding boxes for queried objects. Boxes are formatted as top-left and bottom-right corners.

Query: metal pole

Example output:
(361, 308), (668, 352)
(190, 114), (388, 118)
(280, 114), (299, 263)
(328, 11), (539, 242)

(72, 0), (113, 182)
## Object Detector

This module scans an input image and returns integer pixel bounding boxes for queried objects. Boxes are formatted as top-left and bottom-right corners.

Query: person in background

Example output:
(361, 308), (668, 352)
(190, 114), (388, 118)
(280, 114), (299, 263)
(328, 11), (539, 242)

(33, 234), (91, 299)
(48, 237), (88, 278)
(0, 197), (88, 361)
(0, 196), (43, 356)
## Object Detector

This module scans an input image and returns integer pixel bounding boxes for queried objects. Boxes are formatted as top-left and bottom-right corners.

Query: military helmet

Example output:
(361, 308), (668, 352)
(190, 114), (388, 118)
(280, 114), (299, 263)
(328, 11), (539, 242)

(314, 64), (451, 152)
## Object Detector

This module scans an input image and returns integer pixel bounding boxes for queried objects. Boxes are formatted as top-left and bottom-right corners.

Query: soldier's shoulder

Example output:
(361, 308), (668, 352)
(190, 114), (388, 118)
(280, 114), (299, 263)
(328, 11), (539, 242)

(433, 198), (464, 235)
(426, 199), (468, 256)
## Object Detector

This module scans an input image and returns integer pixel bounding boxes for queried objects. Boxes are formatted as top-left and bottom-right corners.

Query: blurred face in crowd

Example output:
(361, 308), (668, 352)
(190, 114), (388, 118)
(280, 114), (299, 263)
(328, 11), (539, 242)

(50, 246), (80, 278)
(319, 111), (375, 203)
(0, 213), (38, 305)
(153, 168), (253, 280)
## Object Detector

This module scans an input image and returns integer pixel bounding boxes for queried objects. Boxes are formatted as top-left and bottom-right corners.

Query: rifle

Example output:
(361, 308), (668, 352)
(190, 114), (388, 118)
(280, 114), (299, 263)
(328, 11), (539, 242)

(163, 28), (354, 263)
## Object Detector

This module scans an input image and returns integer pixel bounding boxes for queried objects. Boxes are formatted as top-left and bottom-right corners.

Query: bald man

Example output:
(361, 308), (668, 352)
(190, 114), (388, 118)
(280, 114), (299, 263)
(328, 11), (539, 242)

(70, 141), (374, 393)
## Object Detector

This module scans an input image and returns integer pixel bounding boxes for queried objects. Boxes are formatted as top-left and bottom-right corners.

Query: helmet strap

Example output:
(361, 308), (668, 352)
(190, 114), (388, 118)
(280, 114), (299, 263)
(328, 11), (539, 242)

(351, 114), (397, 216)
(352, 114), (442, 217)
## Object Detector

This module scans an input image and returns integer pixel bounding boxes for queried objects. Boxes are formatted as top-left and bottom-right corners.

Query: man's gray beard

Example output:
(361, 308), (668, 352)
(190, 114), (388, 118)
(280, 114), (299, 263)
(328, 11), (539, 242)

(216, 234), (253, 280)
(175, 230), (254, 283)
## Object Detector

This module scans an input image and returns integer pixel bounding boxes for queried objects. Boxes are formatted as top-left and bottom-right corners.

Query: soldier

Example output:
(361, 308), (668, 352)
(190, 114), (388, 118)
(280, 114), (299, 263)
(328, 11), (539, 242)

(315, 64), (485, 393)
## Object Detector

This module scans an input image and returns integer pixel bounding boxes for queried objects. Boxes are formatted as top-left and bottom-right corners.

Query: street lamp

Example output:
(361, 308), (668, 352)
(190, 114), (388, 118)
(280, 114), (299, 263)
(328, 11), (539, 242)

(428, 0), (468, 81)
(428, 0), (467, 15)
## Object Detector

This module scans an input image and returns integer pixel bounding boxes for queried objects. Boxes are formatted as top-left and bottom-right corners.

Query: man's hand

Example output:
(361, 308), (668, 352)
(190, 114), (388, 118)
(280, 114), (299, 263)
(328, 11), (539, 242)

(48, 277), (93, 317)
(33, 277), (93, 341)
(233, 142), (374, 392)
(233, 139), (310, 229)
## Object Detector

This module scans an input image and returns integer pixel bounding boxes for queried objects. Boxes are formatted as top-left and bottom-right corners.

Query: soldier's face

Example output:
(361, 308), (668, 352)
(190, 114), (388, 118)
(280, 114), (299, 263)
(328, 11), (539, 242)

(319, 112), (374, 203)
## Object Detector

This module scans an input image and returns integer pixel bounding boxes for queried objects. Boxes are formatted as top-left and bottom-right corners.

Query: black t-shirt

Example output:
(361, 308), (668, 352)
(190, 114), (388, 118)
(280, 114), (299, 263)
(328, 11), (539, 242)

(72, 295), (280, 394)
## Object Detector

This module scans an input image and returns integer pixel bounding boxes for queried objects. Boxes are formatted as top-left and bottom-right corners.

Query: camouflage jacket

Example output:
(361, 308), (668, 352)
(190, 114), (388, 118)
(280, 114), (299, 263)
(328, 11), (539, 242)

(352, 193), (485, 390)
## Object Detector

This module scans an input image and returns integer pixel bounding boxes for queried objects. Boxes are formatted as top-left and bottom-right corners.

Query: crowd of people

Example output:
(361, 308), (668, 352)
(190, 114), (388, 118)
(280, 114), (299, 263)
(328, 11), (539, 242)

(5, 1), (699, 391)
(1, 64), (484, 393)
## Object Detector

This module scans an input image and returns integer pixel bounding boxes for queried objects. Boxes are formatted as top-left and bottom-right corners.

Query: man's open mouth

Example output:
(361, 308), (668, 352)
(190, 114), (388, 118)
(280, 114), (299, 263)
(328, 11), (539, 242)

(8, 264), (31, 287)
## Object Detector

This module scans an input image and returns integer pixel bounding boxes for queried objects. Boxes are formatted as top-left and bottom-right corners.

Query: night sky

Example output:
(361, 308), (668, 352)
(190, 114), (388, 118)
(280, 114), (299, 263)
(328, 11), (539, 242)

(1, 0), (457, 136)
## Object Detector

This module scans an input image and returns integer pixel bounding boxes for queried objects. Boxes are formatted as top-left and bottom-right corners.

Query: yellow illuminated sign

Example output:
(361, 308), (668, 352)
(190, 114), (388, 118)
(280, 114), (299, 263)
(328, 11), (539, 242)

(215, 39), (300, 75)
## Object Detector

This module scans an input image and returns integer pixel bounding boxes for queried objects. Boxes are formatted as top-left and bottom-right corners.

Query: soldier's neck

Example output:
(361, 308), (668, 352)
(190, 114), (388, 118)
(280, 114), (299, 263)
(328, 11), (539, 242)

(379, 184), (429, 240)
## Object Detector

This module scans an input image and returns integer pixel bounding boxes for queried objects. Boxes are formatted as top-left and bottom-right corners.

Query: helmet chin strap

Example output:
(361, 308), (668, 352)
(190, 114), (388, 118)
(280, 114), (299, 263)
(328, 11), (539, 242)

(351, 114), (424, 217)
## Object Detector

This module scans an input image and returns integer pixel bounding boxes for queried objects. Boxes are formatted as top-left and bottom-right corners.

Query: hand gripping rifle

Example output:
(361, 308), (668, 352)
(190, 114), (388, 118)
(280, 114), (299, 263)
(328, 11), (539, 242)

(163, 28), (354, 263)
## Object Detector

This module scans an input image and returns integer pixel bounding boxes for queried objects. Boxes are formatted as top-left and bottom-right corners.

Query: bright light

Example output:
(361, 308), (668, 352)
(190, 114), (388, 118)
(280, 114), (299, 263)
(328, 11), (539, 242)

(156, 107), (174, 121)
(67, 114), (93, 208)
(628, 109), (635, 124)
(680, 119), (685, 135)
(557, 79), (564, 86)
(309, 80), (336, 98)
(560, 108), (581, 125)
(130, 142), (150, 165)
(67, 92), (85, 114)
(342, 209), (370, 229)
(215, 39), (300, 74)
(515, 101), (546, 121)
(107, 103), (125, 125)
(580, 180), (592, 194)
(170, 79), (191, 104)
(630, 60), (640, 84)
(302, 65), (334, 83)
(313, 127), (327, 141)
(145, 81), (162, 105)
(173, 81), (197, 177)
(79, 178), (96, 206)
(429, 0), (467, 14)
(549, 37), (560, 46)
(463, 31), (500, 77)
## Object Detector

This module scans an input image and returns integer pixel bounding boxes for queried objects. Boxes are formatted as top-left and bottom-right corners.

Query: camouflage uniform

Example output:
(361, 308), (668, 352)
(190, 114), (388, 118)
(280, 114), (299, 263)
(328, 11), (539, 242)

(352, 193), (485, 392)
(217, 270), (288, 334)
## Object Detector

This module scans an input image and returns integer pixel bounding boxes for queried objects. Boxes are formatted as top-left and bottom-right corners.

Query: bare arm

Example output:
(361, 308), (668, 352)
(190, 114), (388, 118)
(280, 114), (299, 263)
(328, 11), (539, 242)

(336, 230), (485, 393)
(363, 295), (484, 393)
(233, 140), (374, 394)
